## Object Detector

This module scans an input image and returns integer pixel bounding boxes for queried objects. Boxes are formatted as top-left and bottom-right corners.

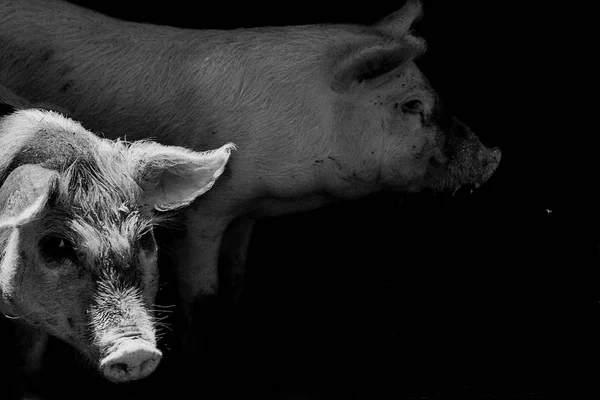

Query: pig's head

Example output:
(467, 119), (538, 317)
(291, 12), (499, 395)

(321, 0), (500, 198)
(0, 108), (235, 382)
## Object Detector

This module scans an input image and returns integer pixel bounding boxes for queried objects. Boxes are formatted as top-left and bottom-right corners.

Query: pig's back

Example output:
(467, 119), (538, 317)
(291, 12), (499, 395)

(0, 0), (214, 142)
(0, 0), (360, 149)
(0, 0), (383, 205)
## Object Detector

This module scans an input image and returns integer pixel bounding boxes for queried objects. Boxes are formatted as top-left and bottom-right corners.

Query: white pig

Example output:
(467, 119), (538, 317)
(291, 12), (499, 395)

(0, 84), (234, 396)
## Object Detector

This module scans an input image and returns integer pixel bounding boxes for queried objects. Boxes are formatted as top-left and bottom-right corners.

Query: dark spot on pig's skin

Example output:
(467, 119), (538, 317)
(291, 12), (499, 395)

(4, 295), (15, 306)
(67, 318), (75, 329)
(327, 156), (342, 169)
(42, 49), (54, 62)
(60, 81), (72, 93)
(19, 251), (29, 263)
(314, 160), (323, 164)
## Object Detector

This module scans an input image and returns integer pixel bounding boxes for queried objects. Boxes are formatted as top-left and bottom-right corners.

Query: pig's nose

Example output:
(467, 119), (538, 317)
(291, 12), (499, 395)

(100, 341), (162, 383)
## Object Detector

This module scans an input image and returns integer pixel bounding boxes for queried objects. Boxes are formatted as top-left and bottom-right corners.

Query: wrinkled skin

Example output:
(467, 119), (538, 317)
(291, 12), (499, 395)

(0, 0), (500, 365)
(0, 87), (234, 396)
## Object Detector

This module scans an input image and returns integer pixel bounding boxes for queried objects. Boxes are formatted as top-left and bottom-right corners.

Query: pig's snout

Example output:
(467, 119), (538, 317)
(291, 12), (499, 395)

(100, 341), (162, 383)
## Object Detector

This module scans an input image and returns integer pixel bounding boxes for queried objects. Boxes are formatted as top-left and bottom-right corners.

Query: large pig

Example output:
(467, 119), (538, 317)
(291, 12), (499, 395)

(0, 0), (500, 352)
(0, 84), (234, 393)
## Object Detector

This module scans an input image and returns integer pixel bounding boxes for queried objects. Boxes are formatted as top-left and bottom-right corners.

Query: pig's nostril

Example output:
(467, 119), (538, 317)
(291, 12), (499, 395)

(105, 361), (129, 381)
(140, 357), (159, 376)
(110, 362), (129, 374)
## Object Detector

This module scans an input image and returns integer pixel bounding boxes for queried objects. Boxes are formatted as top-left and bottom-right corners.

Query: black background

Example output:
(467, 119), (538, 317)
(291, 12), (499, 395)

(1, 1), (591, 399)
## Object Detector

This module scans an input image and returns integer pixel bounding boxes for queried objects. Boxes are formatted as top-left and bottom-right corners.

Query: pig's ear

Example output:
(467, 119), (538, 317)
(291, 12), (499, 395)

(374, 0), (423, 37)
(330, 38), (426, 92)
(130, 141), (236, 212)
(0, 165), (58, 229)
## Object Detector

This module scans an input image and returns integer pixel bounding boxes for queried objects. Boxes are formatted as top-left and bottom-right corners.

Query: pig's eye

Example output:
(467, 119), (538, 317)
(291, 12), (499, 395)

(40, 235), (76, 261)
(402, 100), (425, 115)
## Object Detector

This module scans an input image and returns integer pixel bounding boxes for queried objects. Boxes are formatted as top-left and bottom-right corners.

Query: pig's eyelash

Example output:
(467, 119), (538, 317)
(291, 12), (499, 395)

(154, 320), (172, 331)
(154, 320), (172, 346)
(151, 303), (175, 309)
(149, 310), (173, 319)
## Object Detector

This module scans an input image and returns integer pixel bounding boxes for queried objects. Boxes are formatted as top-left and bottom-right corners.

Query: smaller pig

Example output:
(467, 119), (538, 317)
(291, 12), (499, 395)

(0, 85), (235, 391)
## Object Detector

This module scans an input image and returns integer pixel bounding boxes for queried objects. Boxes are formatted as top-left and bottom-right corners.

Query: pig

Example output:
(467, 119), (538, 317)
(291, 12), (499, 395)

(0, 84), (234, 394)
(0, 0), (501, 356)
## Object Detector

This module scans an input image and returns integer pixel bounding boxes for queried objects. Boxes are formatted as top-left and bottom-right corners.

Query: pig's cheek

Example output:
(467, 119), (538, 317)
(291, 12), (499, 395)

(139, 249), (159, 305)
(15, 253), (53, 329)
(57, 275), (92, 339)
(38, 275), (72, 339)
(33, 266), (88, 343)
(378, 135), (431, 186)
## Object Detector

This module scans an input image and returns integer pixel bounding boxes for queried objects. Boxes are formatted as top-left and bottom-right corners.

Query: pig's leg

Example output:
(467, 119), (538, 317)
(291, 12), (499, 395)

(219, 216), (256, 328)
(14, 323), (49, 399)
(168, 209), (235, 393)
(171, 208), (231, 357)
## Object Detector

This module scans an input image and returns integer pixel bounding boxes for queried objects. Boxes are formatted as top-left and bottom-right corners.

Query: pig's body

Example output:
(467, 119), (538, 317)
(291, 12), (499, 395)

(0, 0), (501, 353)
(0, 84), (233, 396)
